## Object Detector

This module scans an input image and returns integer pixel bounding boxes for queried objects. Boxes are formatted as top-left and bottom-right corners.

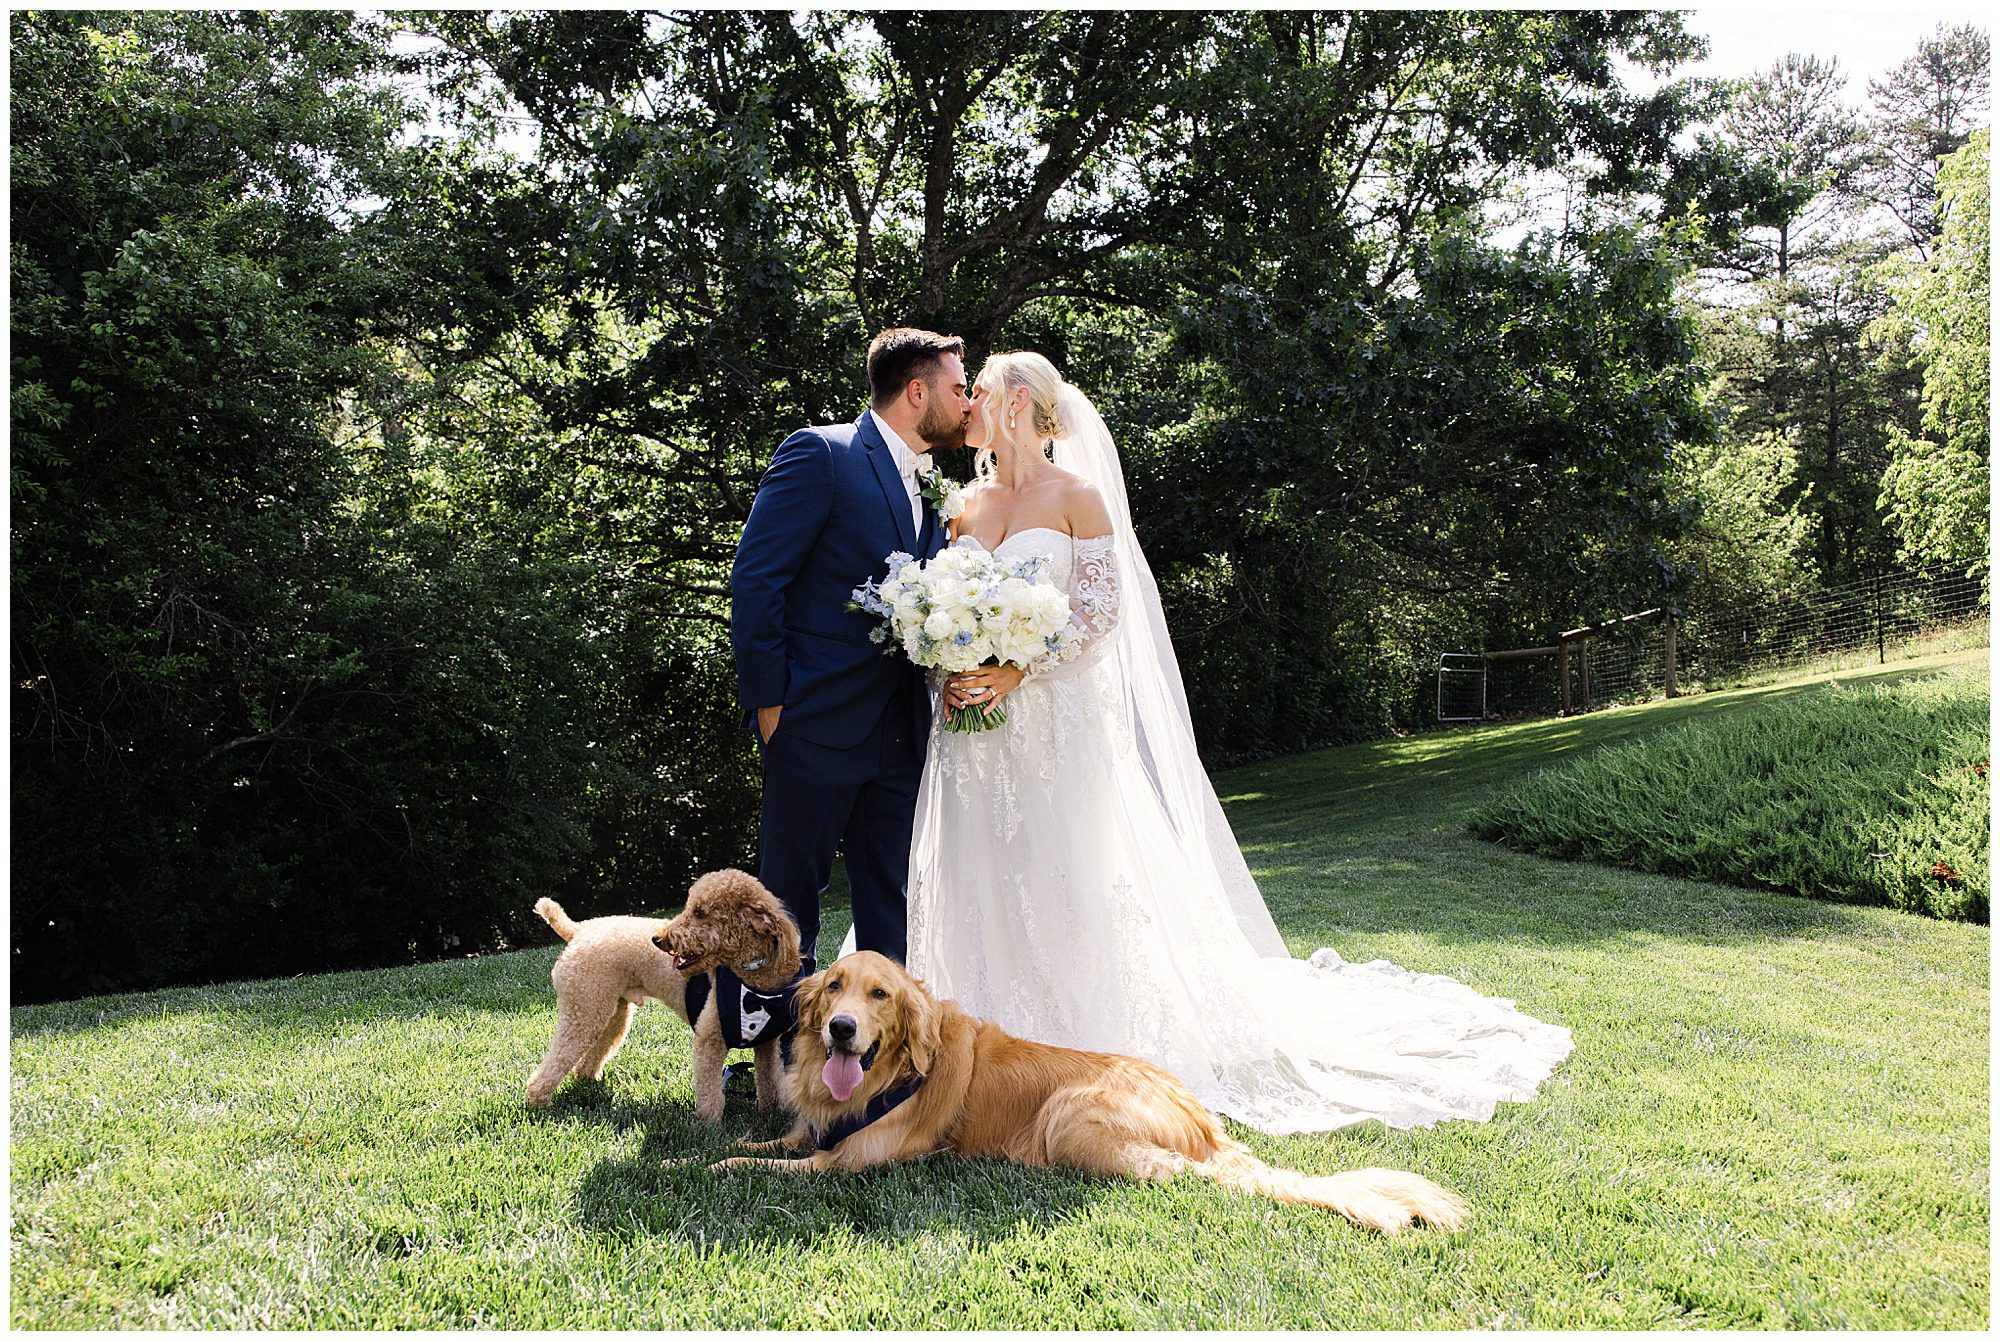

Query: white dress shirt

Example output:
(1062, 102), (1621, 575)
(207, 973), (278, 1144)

(869, 409), (925, 538)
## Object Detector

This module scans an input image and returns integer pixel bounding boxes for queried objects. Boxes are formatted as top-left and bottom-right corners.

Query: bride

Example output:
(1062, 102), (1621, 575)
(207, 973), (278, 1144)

(896, 350), (1571, 1135)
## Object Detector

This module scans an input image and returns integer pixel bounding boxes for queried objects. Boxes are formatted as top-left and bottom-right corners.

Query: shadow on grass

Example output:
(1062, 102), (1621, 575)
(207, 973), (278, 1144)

(8, 943), (570, 1037)
(518, 1058), (1125, 1248)
(569, 1112), (1121, 1250)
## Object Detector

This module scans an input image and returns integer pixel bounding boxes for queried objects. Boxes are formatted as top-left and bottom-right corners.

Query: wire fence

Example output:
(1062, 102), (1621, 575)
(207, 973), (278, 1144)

(1461, 561), (1989, 720)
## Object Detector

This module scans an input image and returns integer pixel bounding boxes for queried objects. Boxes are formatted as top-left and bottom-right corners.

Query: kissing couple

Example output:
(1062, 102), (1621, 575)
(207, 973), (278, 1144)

(730, 328), (1571, 1133)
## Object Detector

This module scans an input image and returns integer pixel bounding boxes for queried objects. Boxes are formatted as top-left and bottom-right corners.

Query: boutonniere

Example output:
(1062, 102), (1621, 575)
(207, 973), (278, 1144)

(915, 464), (966, 522)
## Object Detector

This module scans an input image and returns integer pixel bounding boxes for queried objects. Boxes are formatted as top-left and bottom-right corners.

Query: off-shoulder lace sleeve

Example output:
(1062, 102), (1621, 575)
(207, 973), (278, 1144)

(1032, 535), (1121, 677)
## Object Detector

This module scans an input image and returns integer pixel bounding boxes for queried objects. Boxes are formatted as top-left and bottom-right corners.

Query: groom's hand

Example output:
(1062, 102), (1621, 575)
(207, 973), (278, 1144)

(757, 705), (782, 743)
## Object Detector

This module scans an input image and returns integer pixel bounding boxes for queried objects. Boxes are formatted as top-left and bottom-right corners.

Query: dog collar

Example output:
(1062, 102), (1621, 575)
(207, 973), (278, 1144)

(809, 1074), (924, 1151)
(737, 957), (767, 972)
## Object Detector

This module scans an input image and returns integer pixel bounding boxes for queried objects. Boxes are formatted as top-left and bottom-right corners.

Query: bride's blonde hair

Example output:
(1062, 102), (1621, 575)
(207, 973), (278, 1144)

(974, 351), (1068, 482)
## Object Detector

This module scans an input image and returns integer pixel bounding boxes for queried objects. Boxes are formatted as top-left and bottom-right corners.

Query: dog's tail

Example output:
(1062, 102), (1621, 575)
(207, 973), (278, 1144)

(534, 898), (578, 943)
(1187, 1139), (1467, 1235)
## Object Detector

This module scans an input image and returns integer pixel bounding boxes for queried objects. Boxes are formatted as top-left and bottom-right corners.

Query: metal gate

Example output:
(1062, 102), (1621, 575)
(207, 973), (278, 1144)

(1436, 652), (1486, 723)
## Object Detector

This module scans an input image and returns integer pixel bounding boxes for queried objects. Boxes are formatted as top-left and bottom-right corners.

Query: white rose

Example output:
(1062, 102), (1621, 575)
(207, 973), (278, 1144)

(923, 610), (955, 642)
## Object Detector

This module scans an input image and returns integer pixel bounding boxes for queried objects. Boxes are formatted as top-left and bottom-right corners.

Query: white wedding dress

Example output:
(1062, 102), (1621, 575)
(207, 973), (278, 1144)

(898, 389), (1572, 1136)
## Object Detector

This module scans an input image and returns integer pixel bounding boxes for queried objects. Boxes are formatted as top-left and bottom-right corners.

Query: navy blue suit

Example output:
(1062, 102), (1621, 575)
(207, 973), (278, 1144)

(730, 412), (947, 972)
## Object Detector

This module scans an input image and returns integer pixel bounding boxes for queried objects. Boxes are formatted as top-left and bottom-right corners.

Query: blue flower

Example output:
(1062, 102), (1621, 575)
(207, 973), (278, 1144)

(953, 630), (974, 646)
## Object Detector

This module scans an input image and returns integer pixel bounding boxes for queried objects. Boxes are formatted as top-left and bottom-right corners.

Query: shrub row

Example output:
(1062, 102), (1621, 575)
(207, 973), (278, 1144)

(1468, 668), (1989, 920)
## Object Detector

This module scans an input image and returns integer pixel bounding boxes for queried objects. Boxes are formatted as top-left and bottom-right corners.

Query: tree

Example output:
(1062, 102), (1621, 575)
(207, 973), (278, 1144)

(1864, 23), (1991, 255)
(10, 11), (625, 1001)
(1681, 47), (1941, 585)
(1703, 54), (1866, 341)
(397, 8), (1715, 754)
(1872, 129), (1990, 580)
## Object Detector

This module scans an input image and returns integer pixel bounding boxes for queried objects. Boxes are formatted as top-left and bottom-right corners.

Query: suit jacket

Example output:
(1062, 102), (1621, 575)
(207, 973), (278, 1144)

(730, 412), (945, 749)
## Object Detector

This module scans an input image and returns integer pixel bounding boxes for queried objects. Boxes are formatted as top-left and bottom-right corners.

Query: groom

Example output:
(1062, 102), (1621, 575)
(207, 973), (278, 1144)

(730, 328), (967, 979)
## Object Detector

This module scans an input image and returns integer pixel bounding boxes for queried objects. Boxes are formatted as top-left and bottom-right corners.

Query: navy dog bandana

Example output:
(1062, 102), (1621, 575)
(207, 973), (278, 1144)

(809, 1074), (926, 1150)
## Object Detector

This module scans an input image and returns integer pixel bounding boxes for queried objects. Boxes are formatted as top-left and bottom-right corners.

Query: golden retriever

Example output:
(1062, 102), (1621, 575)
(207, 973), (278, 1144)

(701, 951), (1468, 1234)
(525, 868), (801, 1121)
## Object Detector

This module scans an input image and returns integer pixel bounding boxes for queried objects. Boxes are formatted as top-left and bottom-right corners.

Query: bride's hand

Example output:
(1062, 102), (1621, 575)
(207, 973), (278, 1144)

(949, 663), (1027, 714)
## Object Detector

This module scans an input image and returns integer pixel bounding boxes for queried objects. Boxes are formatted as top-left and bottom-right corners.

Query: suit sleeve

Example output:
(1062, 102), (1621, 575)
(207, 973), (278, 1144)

(731, 430), (835, 710)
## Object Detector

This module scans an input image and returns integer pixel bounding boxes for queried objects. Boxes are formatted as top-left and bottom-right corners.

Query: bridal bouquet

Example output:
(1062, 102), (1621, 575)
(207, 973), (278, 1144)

(850, 546), (1071, 733)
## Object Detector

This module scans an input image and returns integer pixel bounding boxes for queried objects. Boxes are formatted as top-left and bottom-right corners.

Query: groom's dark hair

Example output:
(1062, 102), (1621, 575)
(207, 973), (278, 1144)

(867, 328), (965, 407)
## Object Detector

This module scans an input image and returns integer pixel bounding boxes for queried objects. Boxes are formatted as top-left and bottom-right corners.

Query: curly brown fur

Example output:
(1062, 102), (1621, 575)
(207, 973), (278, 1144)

(708, 952), (1468, 1235)
(524, 869), (802, 1122)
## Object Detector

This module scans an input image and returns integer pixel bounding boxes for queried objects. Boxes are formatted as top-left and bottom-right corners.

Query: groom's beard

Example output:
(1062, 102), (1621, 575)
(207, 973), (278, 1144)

(916, 396), (969, 452)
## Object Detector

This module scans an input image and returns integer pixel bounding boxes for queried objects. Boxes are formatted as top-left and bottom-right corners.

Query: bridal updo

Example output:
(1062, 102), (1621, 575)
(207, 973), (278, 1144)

(974, 350), (1068, 481)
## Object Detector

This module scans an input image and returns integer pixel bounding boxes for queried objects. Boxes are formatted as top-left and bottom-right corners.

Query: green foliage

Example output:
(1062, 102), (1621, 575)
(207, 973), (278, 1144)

(385, 11), (1721, 765)
(1861, 23), (1991, 249)
(1139, 228), (1712, 759)
(8, 12), (642, 1001)
(1665, 425), (1818, 617)
(1686, 52), (1919, 585)
(1683, 27), (1991, 590)
(1469, 667), (1989, 920)
(1873, 129), (1990, 582)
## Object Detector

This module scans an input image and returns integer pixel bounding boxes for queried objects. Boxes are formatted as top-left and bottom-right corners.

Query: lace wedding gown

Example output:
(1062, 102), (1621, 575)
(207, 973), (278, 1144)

(906, 526), (1573, 1135)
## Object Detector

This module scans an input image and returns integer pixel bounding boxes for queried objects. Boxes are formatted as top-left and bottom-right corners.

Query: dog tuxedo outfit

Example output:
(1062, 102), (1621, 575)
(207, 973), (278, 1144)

(685, 966), (799, 1051)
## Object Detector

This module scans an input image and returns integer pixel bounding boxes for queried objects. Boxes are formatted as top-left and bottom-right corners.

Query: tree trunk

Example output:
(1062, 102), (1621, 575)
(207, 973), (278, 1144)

(1775, 220), (1790, 347)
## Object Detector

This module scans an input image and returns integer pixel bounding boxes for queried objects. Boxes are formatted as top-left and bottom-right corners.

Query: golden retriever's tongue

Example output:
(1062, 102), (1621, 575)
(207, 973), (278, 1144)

(822, 1051), (864, 1102)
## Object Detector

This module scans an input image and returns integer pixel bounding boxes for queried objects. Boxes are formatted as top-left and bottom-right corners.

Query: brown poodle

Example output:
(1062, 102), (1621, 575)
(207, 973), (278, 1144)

(524, 868), (802, 1121)
(702, 951), (1468, 1235)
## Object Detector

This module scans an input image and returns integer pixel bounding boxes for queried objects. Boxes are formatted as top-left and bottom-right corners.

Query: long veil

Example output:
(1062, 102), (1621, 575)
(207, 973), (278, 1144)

(1049, 384), (1290, 959)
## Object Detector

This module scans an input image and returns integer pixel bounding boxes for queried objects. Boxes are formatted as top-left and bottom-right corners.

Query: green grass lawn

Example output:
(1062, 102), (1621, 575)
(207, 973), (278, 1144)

(10, 648), (1990, 1328)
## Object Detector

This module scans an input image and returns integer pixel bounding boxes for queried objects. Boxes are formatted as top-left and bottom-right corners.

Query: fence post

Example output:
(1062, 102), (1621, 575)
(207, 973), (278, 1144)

(1663, 614), (1677, 697)
(1559, 638), (1572, 715)
(1578, 637), (1590, 709)
(1875, 573), (1885, 665)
